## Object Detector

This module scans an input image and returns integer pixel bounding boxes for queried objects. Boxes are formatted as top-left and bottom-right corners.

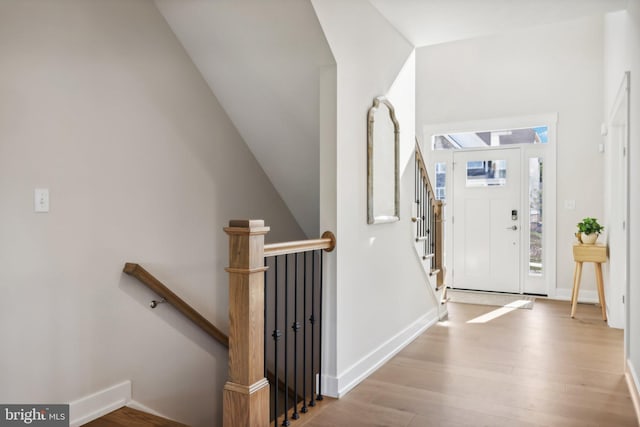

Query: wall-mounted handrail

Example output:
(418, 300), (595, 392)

(264, 231), (336, 257)
(123, 263), (229, 348)
(124, 260), (303, 423)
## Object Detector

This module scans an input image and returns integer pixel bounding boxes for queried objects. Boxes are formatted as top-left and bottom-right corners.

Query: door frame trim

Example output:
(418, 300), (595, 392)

(607, 71), (631, 348)
(423, 113), (557, 296)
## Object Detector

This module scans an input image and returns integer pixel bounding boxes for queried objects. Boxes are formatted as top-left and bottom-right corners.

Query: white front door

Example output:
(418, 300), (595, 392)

(452, 148), (521, 293)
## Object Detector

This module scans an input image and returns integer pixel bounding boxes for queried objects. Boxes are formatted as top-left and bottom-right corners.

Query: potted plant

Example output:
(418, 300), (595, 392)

(576, 217), (604, 244)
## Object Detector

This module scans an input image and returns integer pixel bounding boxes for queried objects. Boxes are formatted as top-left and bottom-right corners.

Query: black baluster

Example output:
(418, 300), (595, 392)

(301, 251), (308, 414)
(422, 176), (426, 239)
(273, 256), (280, 423)
(282, 255), (290, 426)
(317, 250), (324, 401)
(426, 184), (430, 260)
(432, 191), (435, 268)
(292, 253), (300, 420)
(432, 200), (437, 270)
(423, 179), (427, 258)
(264, 258), (268, 378)
(415, 155), (418, 204)
(415, 156), (419, 234)
(418, 173), (422, 237)
(309, 250), (316, 407)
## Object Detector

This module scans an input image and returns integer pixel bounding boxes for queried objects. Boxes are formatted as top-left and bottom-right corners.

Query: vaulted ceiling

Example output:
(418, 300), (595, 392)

(155, 0), (334, 237)
(154, 0), (626, 237)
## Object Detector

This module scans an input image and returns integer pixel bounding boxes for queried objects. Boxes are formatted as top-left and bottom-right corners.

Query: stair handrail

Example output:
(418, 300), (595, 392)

(223, 219), (336, 427)
(415, 139), (437, 199)
(123, 263), (229, 347)
(123, 260), (304, 423)
(264, 231), (336, 257)
(414, 140), (445, 289)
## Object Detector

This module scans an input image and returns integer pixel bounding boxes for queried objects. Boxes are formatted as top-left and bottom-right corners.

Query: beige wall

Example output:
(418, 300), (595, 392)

(0, 1), (303, 425)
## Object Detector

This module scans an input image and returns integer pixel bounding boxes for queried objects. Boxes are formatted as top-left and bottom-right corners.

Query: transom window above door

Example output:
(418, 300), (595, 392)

(433, 126), (548, 150)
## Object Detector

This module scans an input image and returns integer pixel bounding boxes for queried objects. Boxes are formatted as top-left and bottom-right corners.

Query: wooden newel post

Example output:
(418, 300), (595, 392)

(223, 219), (270, 427)
(434, 201), (445, 288)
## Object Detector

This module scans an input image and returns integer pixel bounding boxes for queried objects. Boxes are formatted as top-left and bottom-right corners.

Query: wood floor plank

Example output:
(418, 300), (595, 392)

(85, 406), (188, 427)
(296, 300), (638, 427)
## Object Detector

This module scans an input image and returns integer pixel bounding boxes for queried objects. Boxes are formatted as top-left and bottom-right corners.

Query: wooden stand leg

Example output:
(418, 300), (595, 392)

(571, 262), (579, 307)
(571, 262), (583, 318)
(595, 262), (607, 321)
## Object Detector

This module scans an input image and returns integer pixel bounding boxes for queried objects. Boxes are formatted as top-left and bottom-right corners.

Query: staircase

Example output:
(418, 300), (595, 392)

(413, 139), (448, 318)
(123, 221), (336, 427)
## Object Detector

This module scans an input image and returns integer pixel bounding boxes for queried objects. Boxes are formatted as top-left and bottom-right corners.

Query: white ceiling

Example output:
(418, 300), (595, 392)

(155, 0), (334, 237)
(370, 0), (627, 47)
(154, 0), (626, 237)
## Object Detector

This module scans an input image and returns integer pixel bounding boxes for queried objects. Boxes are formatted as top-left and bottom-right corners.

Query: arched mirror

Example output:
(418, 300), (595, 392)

(367, 96), (400, 224)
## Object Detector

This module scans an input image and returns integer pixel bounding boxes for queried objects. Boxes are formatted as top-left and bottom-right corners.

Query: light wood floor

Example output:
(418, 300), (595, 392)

(85, 406), (188, 427)
(296, 299), (638, 427)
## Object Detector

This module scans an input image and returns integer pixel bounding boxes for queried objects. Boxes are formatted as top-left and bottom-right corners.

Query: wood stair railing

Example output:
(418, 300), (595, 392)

(123, 263), (229, 347)
(123, 262), (302, 415)
(124, 221), (336, 427)
(413, 140), (445, 290)
(224, 220), (335, 427)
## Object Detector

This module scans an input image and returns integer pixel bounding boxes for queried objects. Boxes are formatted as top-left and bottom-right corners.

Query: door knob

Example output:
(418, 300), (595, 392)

(505, 225), (518, 230)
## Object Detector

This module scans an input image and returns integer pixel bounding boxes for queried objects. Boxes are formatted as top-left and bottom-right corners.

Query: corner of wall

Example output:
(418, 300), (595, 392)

(324, 307), (438, 398)
(69, 381), (131, 427)
(625, 360), (640, 424)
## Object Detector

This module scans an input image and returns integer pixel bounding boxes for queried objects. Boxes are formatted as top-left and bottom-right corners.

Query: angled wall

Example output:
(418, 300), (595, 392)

(155, 0), (335, 237)
(0, 1), (303, 425)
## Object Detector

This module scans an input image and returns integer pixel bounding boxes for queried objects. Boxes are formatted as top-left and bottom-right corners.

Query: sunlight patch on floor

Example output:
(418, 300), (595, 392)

(466, 299), (531, 324)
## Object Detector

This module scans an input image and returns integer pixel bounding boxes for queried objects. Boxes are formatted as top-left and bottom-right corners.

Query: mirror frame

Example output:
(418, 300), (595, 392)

(367, 96), (400, 224)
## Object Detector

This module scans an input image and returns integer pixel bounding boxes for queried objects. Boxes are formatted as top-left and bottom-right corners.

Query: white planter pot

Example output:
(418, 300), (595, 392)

(581, 233), (598, 244)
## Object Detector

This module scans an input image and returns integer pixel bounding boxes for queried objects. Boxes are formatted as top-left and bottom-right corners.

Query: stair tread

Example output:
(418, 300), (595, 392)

(84, 406), (189, 427)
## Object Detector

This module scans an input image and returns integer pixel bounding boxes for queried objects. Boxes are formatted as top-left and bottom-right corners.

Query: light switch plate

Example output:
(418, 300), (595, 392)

(564, 199), (575, 210)
(34, 188), (49, 213)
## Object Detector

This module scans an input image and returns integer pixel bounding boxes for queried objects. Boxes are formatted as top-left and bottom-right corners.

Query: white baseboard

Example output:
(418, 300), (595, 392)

(553, 288), (599, 303)
(69, 381), (131, 427)
(626, 359), (640, 426)
(323, 308), (438, 398)
(127, 400), (168, 419)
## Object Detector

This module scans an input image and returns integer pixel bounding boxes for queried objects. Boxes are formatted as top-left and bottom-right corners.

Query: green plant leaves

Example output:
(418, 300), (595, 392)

(577, 217), (604, 235)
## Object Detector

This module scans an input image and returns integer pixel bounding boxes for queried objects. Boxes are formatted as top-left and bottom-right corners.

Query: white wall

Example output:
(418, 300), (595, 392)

(603, 2), (640, 410)
(624, 0), (640, 403)
(603, 10), (631, 330)
(312, 0), (439, 397)
(0, 1), (304, 426)
(416, 16), (605, 298)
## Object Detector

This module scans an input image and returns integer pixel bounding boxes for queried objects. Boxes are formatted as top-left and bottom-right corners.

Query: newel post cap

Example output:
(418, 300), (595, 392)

(224, 219), (270, 235)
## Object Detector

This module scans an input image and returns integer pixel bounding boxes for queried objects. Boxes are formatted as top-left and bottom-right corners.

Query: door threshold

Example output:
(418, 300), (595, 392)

(449, 287), (546, 297)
